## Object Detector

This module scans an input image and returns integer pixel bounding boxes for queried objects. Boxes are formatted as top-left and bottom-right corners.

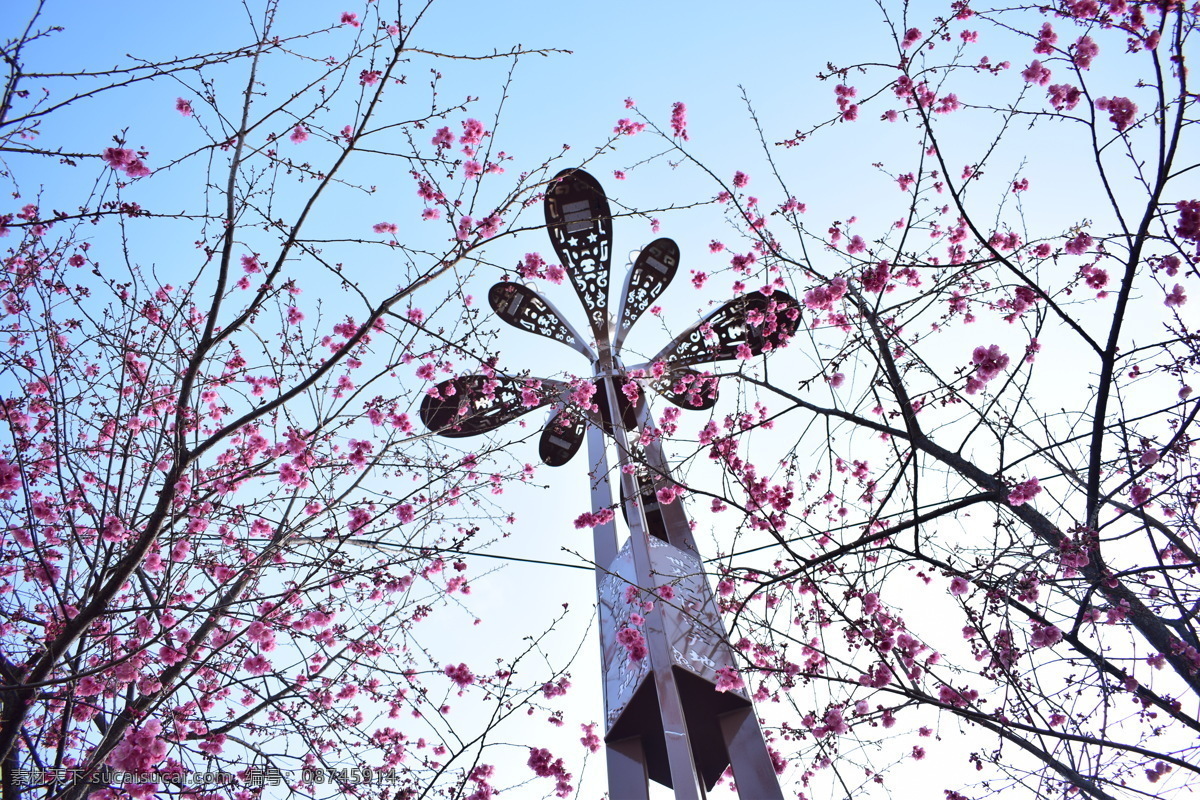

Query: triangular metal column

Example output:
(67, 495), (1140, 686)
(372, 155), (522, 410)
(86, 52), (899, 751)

(589, 364), (783, 799)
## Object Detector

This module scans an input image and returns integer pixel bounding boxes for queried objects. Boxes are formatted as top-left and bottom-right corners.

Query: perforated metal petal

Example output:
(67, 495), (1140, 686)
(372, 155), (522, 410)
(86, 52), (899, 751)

(651, 369), (720, 411)
(614, 237), (679, 353)
(651, 290), (802, 368)
(420, 375), (566, 438)
(488, 282), (595, 360)
(544, 169), (613, 345)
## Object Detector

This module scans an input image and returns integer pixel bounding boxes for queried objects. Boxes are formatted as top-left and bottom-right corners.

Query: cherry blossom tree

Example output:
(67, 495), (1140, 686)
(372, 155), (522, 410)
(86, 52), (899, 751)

(599, 2), (1199, 798)
(0, 3), (588, 799)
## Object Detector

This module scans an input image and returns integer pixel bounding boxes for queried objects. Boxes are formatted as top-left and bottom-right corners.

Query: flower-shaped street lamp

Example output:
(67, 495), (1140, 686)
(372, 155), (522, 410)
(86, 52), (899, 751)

(421, 170), (798, 799)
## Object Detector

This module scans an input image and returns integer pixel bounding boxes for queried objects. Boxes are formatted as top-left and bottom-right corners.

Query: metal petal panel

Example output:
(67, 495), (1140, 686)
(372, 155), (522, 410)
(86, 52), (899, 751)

(488, 282), (595, 360)
(538, 409), (588, 466)
(613, 237), (679, 352)
(651, 290), (802, 368)
(544, 169), (613, 344)
(420, 375), (566, 438)
(651, 369), (720, 411)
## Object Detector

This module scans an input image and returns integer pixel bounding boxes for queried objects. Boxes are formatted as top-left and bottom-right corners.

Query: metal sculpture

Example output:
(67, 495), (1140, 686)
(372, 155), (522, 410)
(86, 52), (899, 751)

(420, 169), (799, 799)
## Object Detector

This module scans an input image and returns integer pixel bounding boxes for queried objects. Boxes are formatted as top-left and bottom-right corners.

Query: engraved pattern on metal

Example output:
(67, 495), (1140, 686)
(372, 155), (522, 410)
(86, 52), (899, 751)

(614, 238), (679, 352)
(646, 539), (747, 698)
(651, 290), (802, 368)
(538, 409), (587, 467)
(598, 543), (651, 731)
(418, 375), (565, 438)
(599, 539), (748, 733)
(487, 282), (595, 360)
(544, 169), (613, 343)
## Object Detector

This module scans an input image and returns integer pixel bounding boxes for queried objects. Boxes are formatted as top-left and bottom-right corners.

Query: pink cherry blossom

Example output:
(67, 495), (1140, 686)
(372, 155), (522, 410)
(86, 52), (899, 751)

(966, 344), (1010, 393)
(573, 508), (615, 529)
(804, 277), (848, 311)
(1033, 23), (1057, 55)
(715, 666), (745, 692)
(1047, 84), (1082, 111)
(613, 118), (645, 136)
(1029, 623), (1063, 648)
(460, 118), (486, 148)
(580, 723), (601, 753)
(0, 458), (20, 500)
(1081, 265), (1108, 290)
(101, 147), (151, 177)
(1096, 96), (1138, 132)
(819, 706), (850, 735)
(1063, 0), (1099, 20)
(527, 747), (573, 797)
(935, 94), (960, 114)
(1176, 200), (1200, 241)
(455, 215), (474, 241)
(938, 684), (979, 708)
(1065, 232), (1093, 254)
(656, 485), (682, 504)
(444, 662), (475, 688)
(107, 719), (168, 772)
(477, 214), (502, 238)
(1022, 60), (1052, 86)
(670, 101), (689, 140)
(616, 626), (647, 661)
(102, 147), (135, 170)
(861, 260), (890, 293)
(1073, 36), (1099, 69)
(244, 654), (272, 675)
(1008, 477), (1042, 506)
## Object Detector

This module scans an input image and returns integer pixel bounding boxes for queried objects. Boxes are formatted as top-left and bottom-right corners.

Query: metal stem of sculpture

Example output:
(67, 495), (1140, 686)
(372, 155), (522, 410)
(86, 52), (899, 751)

(420, 170), (799, 798)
